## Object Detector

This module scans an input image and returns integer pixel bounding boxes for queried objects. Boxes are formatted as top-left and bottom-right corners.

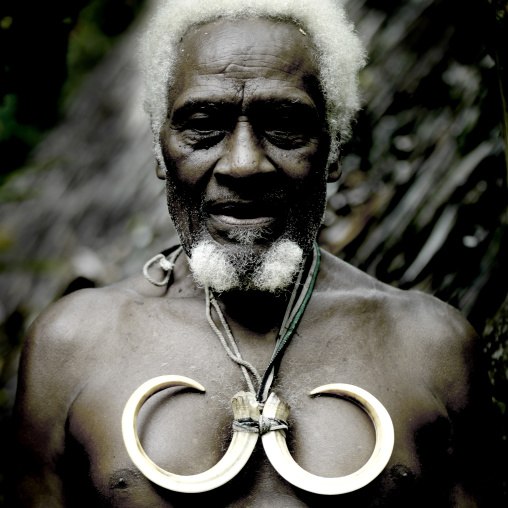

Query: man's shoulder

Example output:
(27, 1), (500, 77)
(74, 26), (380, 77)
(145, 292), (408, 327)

(23, 276), (152, 357)
(34, 279), (133, 326)
(318, 249), (477, 361)
(24, 258), (190, 356)
(319, 249), (479, 405)
(320, 249), (472, 323)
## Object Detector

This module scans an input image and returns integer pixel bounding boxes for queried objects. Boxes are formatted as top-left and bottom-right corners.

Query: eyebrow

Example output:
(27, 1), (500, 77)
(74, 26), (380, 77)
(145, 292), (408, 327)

(171, 100), (228, 116)
(169, 101), (235, 127)
(170, 97), (318, 121)
(255, 99), (318, 112)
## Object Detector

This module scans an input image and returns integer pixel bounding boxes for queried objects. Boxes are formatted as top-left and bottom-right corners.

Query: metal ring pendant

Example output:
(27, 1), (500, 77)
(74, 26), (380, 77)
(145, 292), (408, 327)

(261, 384), (395, 495)
(121, 375), (259, 493)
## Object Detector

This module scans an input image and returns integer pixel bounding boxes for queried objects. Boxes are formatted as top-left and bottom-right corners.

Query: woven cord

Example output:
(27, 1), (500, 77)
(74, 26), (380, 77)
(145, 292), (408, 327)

(205, 243), (321, 402)
(205, 289), (260, 394)
(142, 247), (183, 287)
(256, 243), (321, 401)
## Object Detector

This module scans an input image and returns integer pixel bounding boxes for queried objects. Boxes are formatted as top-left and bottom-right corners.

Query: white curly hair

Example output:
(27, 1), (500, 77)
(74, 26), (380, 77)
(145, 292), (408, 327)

(139, 0), (366, 172)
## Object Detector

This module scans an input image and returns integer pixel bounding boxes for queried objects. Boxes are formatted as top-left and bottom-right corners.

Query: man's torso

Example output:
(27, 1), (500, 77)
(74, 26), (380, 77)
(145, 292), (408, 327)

(47, 251), (469, 507)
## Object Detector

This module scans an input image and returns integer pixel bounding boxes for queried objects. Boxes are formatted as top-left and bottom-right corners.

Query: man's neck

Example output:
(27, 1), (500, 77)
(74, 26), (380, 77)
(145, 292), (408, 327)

(170, 253), (291, 334)
(217, 290), (290, 335)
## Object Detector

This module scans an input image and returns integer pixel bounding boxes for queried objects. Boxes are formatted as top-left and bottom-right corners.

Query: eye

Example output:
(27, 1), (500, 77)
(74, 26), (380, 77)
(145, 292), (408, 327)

(252, 106), (321, 150)
(182, 115), (228, 148)
(170, 107), (233, 150)
(263, 117), (313, 149)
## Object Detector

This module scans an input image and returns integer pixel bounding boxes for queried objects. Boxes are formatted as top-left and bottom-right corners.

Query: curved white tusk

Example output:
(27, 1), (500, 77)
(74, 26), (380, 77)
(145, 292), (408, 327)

(122, 375), (259, 493)
(261, 384), (394, 495)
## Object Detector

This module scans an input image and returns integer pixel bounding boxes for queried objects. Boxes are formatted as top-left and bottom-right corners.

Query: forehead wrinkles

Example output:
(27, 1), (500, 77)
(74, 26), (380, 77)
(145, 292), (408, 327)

(168, 18), (320, 111)
(190, 42), (314, 80)
(184, 18), (317, 71)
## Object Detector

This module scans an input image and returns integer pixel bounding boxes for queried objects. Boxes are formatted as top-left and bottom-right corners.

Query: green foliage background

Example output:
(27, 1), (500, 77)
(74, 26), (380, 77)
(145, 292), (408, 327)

(0, 0), (145, 180)
(0, 2), (146, 503)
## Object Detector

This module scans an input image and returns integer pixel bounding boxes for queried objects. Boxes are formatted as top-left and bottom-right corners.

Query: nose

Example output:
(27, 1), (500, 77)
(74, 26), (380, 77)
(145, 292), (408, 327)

(214, 117), (275, 178)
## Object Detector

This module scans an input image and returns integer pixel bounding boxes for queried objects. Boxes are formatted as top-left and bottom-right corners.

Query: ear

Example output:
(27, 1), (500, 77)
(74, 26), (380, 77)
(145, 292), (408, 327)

(156, 161), (166, 180)
(326, 154), (342, 183)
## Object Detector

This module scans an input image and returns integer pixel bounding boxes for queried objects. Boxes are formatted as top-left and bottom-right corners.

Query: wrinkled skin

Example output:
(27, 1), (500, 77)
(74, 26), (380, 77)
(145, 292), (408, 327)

(158, 18), (336, 259)
(12, 18), (498, 508)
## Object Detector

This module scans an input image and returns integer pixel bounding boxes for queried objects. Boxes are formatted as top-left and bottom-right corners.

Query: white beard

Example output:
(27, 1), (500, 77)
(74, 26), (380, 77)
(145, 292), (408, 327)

(188, 238), (304, 293)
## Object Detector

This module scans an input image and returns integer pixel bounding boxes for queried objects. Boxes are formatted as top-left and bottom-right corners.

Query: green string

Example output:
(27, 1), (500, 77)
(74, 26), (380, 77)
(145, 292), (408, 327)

(256, 243), (321, 402)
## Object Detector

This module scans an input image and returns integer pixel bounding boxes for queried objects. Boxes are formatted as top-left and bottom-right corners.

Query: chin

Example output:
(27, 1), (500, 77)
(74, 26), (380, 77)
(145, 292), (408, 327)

(188, 236), (304, 294)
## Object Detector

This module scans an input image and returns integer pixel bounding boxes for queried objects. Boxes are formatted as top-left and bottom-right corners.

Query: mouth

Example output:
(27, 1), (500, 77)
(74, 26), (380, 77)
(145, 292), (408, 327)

(207, 201), (280, 228)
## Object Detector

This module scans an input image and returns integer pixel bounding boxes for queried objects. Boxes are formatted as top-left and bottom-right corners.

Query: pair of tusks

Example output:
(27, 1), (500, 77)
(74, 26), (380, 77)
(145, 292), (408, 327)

(122, 375), (394, 495)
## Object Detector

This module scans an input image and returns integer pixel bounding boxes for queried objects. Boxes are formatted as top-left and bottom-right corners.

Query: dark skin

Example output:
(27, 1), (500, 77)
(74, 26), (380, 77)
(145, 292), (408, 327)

(13, 18), (495, 507)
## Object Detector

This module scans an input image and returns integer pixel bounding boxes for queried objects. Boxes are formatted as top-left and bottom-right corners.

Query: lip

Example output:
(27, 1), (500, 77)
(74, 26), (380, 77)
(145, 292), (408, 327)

(206, 200), (281, 228)
(211, 214), (275, 226)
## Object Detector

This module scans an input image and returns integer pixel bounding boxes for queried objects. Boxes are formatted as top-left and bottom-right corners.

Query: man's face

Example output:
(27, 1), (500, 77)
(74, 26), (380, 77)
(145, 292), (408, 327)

(159, 18), (334, 290)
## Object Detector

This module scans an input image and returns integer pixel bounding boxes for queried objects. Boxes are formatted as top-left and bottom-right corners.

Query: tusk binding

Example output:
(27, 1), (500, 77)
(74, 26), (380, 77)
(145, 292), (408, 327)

(122, 376), (259, 493)
(261, 384), (395, 495)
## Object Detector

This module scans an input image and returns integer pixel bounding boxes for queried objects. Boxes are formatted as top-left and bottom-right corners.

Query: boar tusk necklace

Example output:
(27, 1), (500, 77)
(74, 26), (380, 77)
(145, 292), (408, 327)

(123, 243), (394, 494)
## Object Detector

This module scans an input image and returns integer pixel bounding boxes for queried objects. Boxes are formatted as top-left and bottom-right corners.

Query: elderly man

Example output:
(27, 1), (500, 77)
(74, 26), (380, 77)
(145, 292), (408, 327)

(13, 0), (495, 506)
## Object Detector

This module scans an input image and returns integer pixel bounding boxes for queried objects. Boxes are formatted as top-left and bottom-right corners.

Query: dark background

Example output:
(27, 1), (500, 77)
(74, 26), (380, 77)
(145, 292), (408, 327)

(0, 0), (506, 503)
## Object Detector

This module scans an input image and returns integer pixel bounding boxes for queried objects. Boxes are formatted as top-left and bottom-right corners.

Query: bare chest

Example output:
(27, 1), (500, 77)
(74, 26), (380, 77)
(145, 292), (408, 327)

(64, 299), (453, 506)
